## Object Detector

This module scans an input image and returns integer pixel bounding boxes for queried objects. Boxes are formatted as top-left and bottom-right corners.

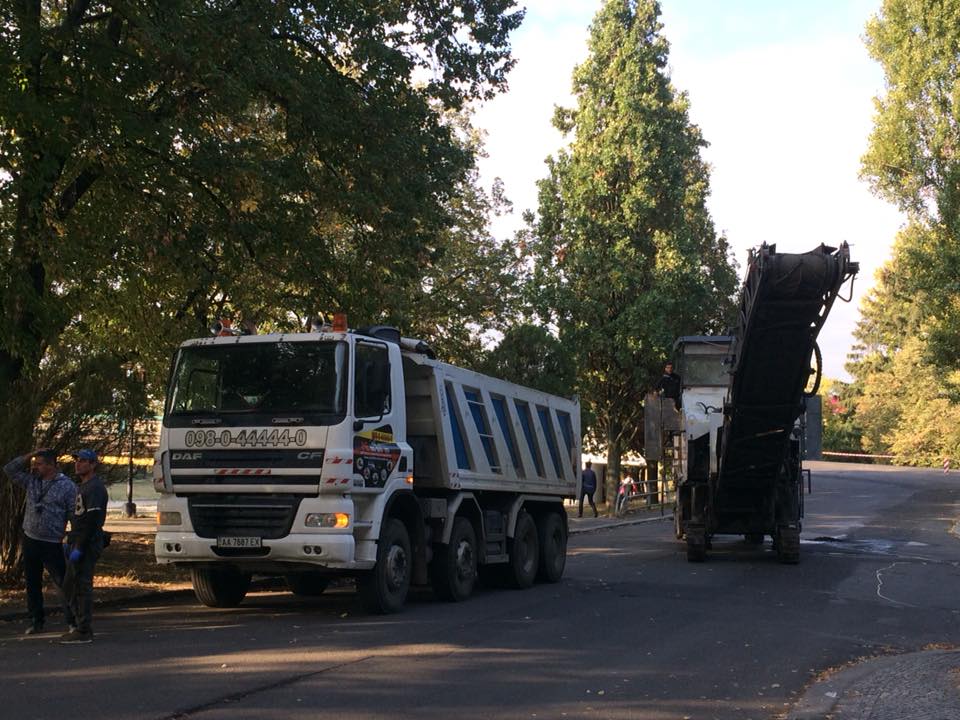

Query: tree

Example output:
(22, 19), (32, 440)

(861, 0), (960, 367)
(478, 324), (576, 397)
(820, 379), (864, 456)
(0, 1), (524, 578)
(524, 0), (737, 507)
(844, 0), (960, 466)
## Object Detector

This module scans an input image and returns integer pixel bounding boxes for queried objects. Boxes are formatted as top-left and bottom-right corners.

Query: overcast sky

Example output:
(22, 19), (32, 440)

(472, 0), (905, 382)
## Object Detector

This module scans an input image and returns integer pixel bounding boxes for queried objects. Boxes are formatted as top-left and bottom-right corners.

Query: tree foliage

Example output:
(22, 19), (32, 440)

(861, 0), (960, 367)
(819, 379), (864, 455)
(478, 324), (576, 397)
(523, 0), (737, 504)
(0, 0), (524, 577)
(844, 0), (960, 466)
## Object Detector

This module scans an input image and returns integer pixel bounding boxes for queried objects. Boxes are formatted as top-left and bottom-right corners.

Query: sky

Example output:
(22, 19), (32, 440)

(472, 0), (905, 382)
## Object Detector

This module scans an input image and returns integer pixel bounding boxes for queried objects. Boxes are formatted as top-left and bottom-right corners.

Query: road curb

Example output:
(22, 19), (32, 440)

(788, 649), (960, 719)
(568, 513), (673, 535)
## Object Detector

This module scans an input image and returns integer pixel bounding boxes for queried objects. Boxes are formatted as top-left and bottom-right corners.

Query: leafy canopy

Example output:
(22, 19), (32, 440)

(0, 0), (524, 576)
(524, 0), (736, 494)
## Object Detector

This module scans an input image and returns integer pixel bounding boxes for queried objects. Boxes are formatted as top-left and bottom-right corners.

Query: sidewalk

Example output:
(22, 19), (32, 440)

(789, 648), (960, 719)
(104, 514), (157, 534)
(566, 506), (672, 534)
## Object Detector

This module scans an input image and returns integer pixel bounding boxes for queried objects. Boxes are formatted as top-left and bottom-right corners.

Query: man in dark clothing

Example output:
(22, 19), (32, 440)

(656, 361), (683, 410)
(579, 460), (598, 518)
(3, 449), (77, 635)
(61, 449), (108, 644)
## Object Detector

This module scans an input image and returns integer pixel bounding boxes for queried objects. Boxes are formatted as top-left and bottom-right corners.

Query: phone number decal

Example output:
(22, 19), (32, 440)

(185, 429), (308, 448)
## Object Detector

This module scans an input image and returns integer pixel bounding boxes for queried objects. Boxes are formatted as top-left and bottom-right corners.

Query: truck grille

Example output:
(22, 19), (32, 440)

(187, 495), (301, 539)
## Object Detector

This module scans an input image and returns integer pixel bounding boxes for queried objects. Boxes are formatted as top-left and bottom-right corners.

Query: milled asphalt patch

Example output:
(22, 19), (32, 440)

(788, 649), (960, 719)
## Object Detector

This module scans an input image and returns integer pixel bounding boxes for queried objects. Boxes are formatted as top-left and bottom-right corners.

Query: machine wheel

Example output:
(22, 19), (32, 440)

(776, 526), (800, 564)
(191, 566), (250, 608)
(358, 518), (411, 613)
(505, 511), (539, 589)
(686, 529), (706, 563)
(430, 517), (478, 602)
(744, 533), (764, 545)
(536, 512), (567, 583)
(286, 572), (330, 596)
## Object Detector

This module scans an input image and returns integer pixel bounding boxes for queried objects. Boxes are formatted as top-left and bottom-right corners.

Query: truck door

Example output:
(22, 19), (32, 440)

(352, 340), (402, 489)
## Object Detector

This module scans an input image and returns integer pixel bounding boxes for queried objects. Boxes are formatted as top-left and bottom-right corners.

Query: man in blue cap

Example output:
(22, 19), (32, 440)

(3, 448), (77, 634)
(61, 449), (108, 644)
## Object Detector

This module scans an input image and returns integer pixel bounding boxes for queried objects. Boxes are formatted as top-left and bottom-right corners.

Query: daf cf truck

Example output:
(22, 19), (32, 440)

(153, 320), (580, 613)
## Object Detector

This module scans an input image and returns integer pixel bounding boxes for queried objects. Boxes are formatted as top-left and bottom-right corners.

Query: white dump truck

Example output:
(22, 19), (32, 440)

(153, 321), (580, 613)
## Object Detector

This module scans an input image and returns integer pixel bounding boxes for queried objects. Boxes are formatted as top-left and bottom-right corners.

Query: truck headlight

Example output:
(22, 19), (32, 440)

(157, 511), (182, 526)
(305, 512), (350, 529)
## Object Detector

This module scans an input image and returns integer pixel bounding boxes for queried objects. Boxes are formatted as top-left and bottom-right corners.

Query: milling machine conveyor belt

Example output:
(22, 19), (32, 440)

(715, 243), (857, 504)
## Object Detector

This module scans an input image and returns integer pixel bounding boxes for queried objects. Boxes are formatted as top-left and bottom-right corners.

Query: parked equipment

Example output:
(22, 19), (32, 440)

(154, 321), (580, 612)
(646, 243), (857, 563)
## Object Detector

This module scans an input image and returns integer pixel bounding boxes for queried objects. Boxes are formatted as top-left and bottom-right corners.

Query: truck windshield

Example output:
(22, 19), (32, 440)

(681, 353), (729, 387)
(165, 341), (347, 426)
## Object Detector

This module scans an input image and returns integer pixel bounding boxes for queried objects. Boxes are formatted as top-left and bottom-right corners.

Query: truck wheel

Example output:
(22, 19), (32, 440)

(430, 517), (477, 602)
(536, 512), (567, 583)
(286, 573), (330, 596)
(776, 526), (800, 564)
(191, 566), (250, 608)
(358, 518), (411, 613)
(506, 511), (540, 589)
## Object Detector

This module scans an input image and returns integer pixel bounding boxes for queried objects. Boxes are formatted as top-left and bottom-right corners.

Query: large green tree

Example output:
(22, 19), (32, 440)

(860, 0), (960, 366)
(525, 0), (737, 505)
(0, 1), (523, 577)
(846, 0), (960, 465)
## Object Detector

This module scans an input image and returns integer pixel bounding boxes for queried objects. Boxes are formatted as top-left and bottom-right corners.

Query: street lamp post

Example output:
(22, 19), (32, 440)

(124, 415), (137, 518)
(123, 364), (146, 518)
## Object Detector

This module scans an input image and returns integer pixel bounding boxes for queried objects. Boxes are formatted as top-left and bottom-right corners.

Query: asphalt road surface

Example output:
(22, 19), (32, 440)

(1, 462), (958, 720)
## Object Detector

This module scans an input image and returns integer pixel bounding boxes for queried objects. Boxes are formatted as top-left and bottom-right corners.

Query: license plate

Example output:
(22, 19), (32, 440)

(216, 536), (262, 549)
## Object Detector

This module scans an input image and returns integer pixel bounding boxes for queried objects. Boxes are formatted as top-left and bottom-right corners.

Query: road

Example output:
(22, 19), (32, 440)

(1, 462), (958, 720)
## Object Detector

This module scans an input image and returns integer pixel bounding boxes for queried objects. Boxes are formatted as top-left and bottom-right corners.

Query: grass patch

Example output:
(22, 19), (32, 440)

(0, 533), (190, 616)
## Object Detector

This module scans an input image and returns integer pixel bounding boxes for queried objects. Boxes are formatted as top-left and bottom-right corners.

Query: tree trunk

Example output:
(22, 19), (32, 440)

(604, 421), (622, 514)
(0, 381), (43, 584)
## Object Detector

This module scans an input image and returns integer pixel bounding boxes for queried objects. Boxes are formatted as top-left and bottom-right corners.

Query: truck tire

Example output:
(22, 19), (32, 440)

(358, 518), (411, 613)
(775, 526), (800, 564)
(191, 566), (250, 608)
(430, 517), (477, 602)
(286, 572), (330, 596)
(505, 511), (539, 589)
(536, 512), (567, 583)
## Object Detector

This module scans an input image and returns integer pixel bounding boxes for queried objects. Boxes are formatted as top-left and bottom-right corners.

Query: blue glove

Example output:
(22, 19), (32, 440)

(68, 548), (83, 563)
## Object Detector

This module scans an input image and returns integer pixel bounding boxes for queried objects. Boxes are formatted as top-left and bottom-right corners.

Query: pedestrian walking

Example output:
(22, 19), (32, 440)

(61, 449), (108, 644)
(3, 448), (77, 635)
(579, 460), (598, 518)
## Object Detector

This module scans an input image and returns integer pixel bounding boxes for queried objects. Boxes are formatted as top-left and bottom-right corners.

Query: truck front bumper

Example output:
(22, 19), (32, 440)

(155, 531), (363, 569)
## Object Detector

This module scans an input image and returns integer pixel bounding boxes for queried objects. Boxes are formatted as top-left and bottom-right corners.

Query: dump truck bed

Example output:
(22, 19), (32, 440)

(401, 353), (581, 496)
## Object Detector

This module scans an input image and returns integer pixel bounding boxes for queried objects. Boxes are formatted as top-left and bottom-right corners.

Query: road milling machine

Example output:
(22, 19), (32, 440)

(645, 243), (858, 563)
